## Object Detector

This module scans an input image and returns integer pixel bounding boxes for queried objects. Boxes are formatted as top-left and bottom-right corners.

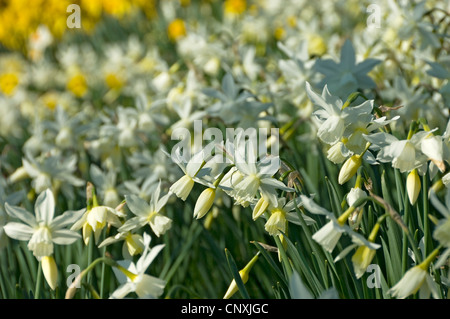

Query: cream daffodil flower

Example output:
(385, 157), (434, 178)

(119, 181), (171, 237)
(4, 189), (84, 258)
(363, 131), (428, 173)
(110, 233), (166, 299)
(99, 231), (145, 259)
(71, 204), (124, 245)
(305, 81), (374, 145)
(255, 197), (316, 236)
(300, 195), (380, 254)
(388, 248), (441, 299)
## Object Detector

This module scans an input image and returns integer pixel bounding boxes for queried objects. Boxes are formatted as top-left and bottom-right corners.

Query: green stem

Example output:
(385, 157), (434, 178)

(419, 245), (442, 269)
(34, 261), (42, 299)
(86, 233), (94, 298)
(66, 256), (118, 299)
(100, 227), (109, 299)
(422, 174), (430, 257)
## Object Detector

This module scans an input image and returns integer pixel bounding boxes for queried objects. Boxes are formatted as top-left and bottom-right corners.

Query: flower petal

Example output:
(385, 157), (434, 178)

(35, 189), (55, 225)
(125, 194), (150, 218)
(51, 209), (86, 230)
(52, 229), (81, 245)
(3, 222), (34, 241)
(5, 203), (37, 228)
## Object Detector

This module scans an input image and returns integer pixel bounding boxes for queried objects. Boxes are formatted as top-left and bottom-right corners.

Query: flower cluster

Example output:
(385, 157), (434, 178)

(0, 0), (448, 300)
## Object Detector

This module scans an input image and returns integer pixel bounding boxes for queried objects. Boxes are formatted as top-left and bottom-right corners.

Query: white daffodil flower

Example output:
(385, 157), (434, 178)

(203, 73), (271, 128)
(300, 195), (380, 253)
(420, 133), (446, 173)
(42, 105), (90, 150)
(379, 76), (430, 130)
(261, 197), (316, 236)
(220, 157), (292, 208)
(100, 106), (142, 148)
(305, 81), (374, 145)
(343, 115), (400, 155)
(18, 152), (85, 200)
(110, 233), (166, 299)
(89, 164), (121, 208)
(388, 264), (439, 299)
(218, 136), (293, 208)
(127, 146), (178, 182)
(277, 40), (316, 115)
(119, 181), (171, 237)
(313, 39), (380, 98)
(363, 131), (430, 173)
(99, 231), (145, 259)
(169, 148), (207, 201)
(4, 189), (84, 257)
(71, 204), (124, 245)
(430, 189), (450, 268)
(170, 97), (206, 132)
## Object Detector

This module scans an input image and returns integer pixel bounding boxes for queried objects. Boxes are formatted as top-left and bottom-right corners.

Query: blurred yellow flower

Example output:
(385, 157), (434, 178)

(67, 74), (88, 98)
(105, 73), (125, 91)
(0, 73), (19, 96)
(0, 0), (157, 52)
(224, 0), (246, 16)
(167, 19), (187, 42)
(308, 35), (327, 57)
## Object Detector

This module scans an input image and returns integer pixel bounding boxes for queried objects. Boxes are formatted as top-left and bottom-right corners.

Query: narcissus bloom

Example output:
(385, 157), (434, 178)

(4, 189), (84, 257)
(169, 149), (206, 201)
(300, 195), (379, 253)
(110, 233), (166, 299)
(71, 205), (123, 245)
(388, 248), (441, 299)
(119, 181), (171, 237)
(99, 231), (145, 259)
(363, 131), (431, 173)
(305, 82), (373, 145)
(260, 197), (316, 236)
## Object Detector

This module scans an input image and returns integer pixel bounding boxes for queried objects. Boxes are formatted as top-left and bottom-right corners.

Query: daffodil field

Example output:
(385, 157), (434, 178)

(0, 0), (449, 301)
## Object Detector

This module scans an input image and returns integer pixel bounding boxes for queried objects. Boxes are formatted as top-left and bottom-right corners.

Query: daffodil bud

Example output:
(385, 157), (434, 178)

(194, 188), (216, 219)
(338, 155), (362, 185)
(223, 253), (259, 299)
(252, 196), (269, 220)
(8, 166), (29, 183)
(407, 169), (421, 205)
(41, 255), (58, 290)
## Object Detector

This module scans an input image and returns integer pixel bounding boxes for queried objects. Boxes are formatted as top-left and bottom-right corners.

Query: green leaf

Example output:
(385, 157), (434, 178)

(225, 248), (250, 299)
(289, 271), (313, 299)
